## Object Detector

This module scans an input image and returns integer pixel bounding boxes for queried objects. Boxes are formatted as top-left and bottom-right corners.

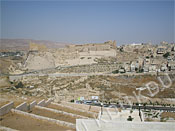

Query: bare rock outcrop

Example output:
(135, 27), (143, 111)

(24, 52), (55, 71)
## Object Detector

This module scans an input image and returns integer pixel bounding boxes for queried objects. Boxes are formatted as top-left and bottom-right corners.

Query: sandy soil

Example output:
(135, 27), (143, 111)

(0, 92), (45, 107)
(30, 107), (76, 124)
(48, 104), (94, 118)
(0, 112), (74, 131)
(161, 112), (175, 119)
(0, 101), (10, 107)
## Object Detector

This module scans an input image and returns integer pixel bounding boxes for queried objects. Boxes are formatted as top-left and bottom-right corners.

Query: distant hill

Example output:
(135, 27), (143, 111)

(0, 39), (71, 52)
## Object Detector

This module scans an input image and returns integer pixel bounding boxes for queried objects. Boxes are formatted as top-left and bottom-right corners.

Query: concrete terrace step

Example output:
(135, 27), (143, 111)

(61, 102), (100, 113)
(11, 109), (76, 129)
(76, 119), (175, 131)
(48, 102), (97, 118)
(29, 107), (76, 124)
(1, 111), (72, 131)
(35, 105), (88, 119)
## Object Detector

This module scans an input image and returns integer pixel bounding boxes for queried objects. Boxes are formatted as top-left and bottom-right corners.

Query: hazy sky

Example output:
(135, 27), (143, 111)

(1, 0), (174, 45)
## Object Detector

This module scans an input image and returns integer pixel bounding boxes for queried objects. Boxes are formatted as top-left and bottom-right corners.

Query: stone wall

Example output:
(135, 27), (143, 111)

(24, 40), (117, 70)
(29, 42), (47, 51)
(35, 105), (87, 119)
(45, 99), (52, 106)
(59, 63), (119, 73)
(0, 102), (14, 116)
(16, 102), (28, 111)
(37, 99), (46, 107)
(67, 40), (116, 52)
(29, 101), (37, 110)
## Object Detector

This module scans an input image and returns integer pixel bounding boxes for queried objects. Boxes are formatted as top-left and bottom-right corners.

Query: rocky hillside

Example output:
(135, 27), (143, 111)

(1, 74), (174, 105)
(0, 39), (70, 51)
(24, 52), (55, 70)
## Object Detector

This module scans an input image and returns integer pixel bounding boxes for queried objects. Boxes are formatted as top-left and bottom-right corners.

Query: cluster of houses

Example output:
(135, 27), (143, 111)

(117, 42), (175, 73)
(0, 51), (23, 57)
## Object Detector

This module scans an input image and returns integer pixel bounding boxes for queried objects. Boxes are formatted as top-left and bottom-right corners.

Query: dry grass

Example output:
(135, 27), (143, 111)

(0, 112), (72, 131)
(161, 112), (175, 119)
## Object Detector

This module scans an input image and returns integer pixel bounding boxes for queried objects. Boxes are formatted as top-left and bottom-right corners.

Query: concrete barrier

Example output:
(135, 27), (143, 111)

(0, 101), (14, 116)
(45, 99), (52, 106)
(11, 109), (75, 129)
(29, 101), (37, 110)
(0, 125), (18, 131)
(16, 102), (28, 111)
(76, 119), (175, 131)
(51, 102), (97, 118)
(37, 99), (46, 107)
(35, 105), (88, 119)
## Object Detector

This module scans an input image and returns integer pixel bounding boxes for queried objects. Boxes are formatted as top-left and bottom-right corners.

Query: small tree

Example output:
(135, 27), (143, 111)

(139, 68), (144, 73)
(127, 116), (134, 121)
(112, 70), (119, 74)
(163, 52), (170, 58)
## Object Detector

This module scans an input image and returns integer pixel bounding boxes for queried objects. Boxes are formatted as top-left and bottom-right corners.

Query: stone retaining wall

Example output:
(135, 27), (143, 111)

(11, 109), (75, 129)
(16, 102), (28, 111)
(0, 102), (14, 116)
(45, 99), (52, 106)
(37, 99), (46, 107)
(60, 63), (119, 73)
(29, 101), (37, 110)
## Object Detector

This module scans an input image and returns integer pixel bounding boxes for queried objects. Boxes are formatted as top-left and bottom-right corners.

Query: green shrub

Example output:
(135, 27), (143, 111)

(163, 52), (170, 58)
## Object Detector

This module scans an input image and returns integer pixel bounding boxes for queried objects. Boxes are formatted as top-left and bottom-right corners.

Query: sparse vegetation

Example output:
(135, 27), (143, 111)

(163, 52), (170, 58)
(127, 116), (134, 121)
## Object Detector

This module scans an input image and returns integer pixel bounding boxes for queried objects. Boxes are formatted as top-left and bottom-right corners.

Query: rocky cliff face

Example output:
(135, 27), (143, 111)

(23, 41), (117, 71)
(24, 52), (55, 70)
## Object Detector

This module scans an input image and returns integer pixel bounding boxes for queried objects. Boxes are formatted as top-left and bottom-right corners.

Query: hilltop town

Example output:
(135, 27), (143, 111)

(1, 40), (175, 74)
(0, 39), (175, 104)
(0, 40), (175, 130)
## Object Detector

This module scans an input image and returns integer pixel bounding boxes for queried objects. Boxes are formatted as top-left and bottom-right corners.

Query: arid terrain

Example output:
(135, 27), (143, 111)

(0, 39), (175, 130)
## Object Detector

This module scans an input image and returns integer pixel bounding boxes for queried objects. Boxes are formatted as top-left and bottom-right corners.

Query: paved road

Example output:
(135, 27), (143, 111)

(88, 103), (175, 111)
(131, 105), (175, 111)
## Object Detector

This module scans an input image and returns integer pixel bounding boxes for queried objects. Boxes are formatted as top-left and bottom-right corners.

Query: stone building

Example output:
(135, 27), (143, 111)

(29, 42), (47, 51)
(66, 40), (116, 52)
